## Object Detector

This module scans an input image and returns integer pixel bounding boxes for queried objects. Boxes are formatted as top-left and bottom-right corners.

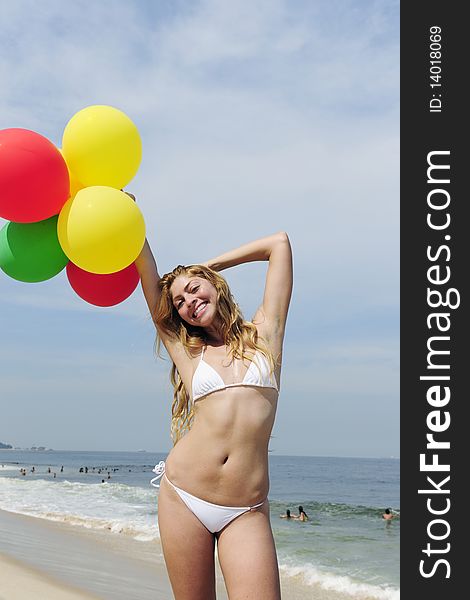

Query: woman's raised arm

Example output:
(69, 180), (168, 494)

(135, 240), (193, 373)
(123, 191), (162, 324)
(204, 231), (293, 343)
(134, 239), (161, 323)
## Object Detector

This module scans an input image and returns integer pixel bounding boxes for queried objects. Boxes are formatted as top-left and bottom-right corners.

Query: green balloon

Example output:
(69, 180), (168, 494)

(0, 216), (68, 282)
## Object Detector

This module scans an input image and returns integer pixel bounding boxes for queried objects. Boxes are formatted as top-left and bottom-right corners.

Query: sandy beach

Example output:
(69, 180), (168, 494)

(0, 507), (348, 600)
(0, 552), (102, 600)
(0, 507), (231, 600)
(0, 507), (178, 600)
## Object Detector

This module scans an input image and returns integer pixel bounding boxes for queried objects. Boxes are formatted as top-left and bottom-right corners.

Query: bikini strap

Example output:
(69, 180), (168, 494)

(150, 461), (166, 488)
(250, 499), (266, 510)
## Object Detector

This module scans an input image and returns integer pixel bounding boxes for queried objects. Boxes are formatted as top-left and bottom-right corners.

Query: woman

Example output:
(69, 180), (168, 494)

(135, 231), (292, 599)
(297, 506), (309, 522)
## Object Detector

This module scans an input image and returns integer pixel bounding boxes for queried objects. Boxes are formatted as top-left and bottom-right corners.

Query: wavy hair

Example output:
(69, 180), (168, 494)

(154, 265), (275, 444)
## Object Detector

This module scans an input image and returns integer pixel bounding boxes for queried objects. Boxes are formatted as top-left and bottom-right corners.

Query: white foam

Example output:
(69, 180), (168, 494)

(0, 476), (160, 542)
(279, 563), (400, 600)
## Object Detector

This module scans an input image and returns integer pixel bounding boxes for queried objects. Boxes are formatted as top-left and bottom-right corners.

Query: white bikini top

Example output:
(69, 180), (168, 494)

(191, 348), (278, 402)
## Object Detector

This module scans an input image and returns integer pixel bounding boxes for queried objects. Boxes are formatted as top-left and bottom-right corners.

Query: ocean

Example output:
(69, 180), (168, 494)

(0, 450), (399, 599)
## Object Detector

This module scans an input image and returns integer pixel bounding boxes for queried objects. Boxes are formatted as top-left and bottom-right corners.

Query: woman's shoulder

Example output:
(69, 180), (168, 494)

(164, 338), (203, 373)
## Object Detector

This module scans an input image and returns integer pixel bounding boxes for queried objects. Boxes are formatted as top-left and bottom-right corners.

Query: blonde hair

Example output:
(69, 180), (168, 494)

(154, 265), (275, 444)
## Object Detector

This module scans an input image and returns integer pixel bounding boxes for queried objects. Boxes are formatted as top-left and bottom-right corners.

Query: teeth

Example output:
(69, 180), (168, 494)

(194, 302), (207, 317)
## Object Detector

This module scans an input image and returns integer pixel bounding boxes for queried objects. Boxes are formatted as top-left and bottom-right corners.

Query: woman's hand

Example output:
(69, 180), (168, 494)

(203, 232), (293, 345)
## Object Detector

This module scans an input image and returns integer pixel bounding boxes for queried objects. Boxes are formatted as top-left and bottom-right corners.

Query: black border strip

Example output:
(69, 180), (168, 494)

(401, 3), (465, 597)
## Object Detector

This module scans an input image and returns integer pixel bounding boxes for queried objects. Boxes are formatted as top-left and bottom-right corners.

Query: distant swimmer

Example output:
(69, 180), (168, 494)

(280, 509), (295, 520)
(382, 508), (396, 521)
(297, 506), (309, 521)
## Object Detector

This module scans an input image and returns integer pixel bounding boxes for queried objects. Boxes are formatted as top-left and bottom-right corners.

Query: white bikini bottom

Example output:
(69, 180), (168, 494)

(151, 461), (265, 534)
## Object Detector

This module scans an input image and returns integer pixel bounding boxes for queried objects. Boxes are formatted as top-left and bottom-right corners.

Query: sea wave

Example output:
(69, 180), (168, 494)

(0, 475), (160, 542)
(25, 510), (159, 541)
(270, 499), (400, 518)
(279, 563), (400, 600)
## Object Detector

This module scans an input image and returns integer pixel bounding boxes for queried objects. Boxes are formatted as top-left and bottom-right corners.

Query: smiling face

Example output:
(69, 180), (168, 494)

(170, 275), (219, 328)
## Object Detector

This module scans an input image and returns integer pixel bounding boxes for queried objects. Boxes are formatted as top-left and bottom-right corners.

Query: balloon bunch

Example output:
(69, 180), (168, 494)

(0, 105), (145, 306)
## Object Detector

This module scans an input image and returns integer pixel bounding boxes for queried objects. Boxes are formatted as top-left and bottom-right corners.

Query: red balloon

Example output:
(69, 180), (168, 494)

(0, 128), (70, 223)
(66, 262), (140, 307)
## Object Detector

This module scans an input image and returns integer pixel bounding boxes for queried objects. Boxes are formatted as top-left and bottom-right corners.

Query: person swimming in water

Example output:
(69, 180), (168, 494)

(136, 229), (292, 600)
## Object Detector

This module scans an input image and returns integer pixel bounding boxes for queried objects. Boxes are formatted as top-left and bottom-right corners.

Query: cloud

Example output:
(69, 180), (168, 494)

(0, 0), (399, 455)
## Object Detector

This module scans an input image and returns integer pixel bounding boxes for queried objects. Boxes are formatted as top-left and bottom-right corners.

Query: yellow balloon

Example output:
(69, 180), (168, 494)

(58, 148), (85, 199)
(62, 105), (142, 189)
(69, 171), (85, 199)
(57, 186), (145, 274)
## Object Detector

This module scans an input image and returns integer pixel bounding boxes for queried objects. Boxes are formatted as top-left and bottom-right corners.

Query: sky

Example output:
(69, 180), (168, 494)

(0, 0), (399, 458)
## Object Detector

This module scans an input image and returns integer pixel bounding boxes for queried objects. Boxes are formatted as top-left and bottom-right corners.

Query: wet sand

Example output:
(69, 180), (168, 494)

(0, 551), (102, 600)
(0, 508), (204, 599)
(0, 507), (378, 600)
